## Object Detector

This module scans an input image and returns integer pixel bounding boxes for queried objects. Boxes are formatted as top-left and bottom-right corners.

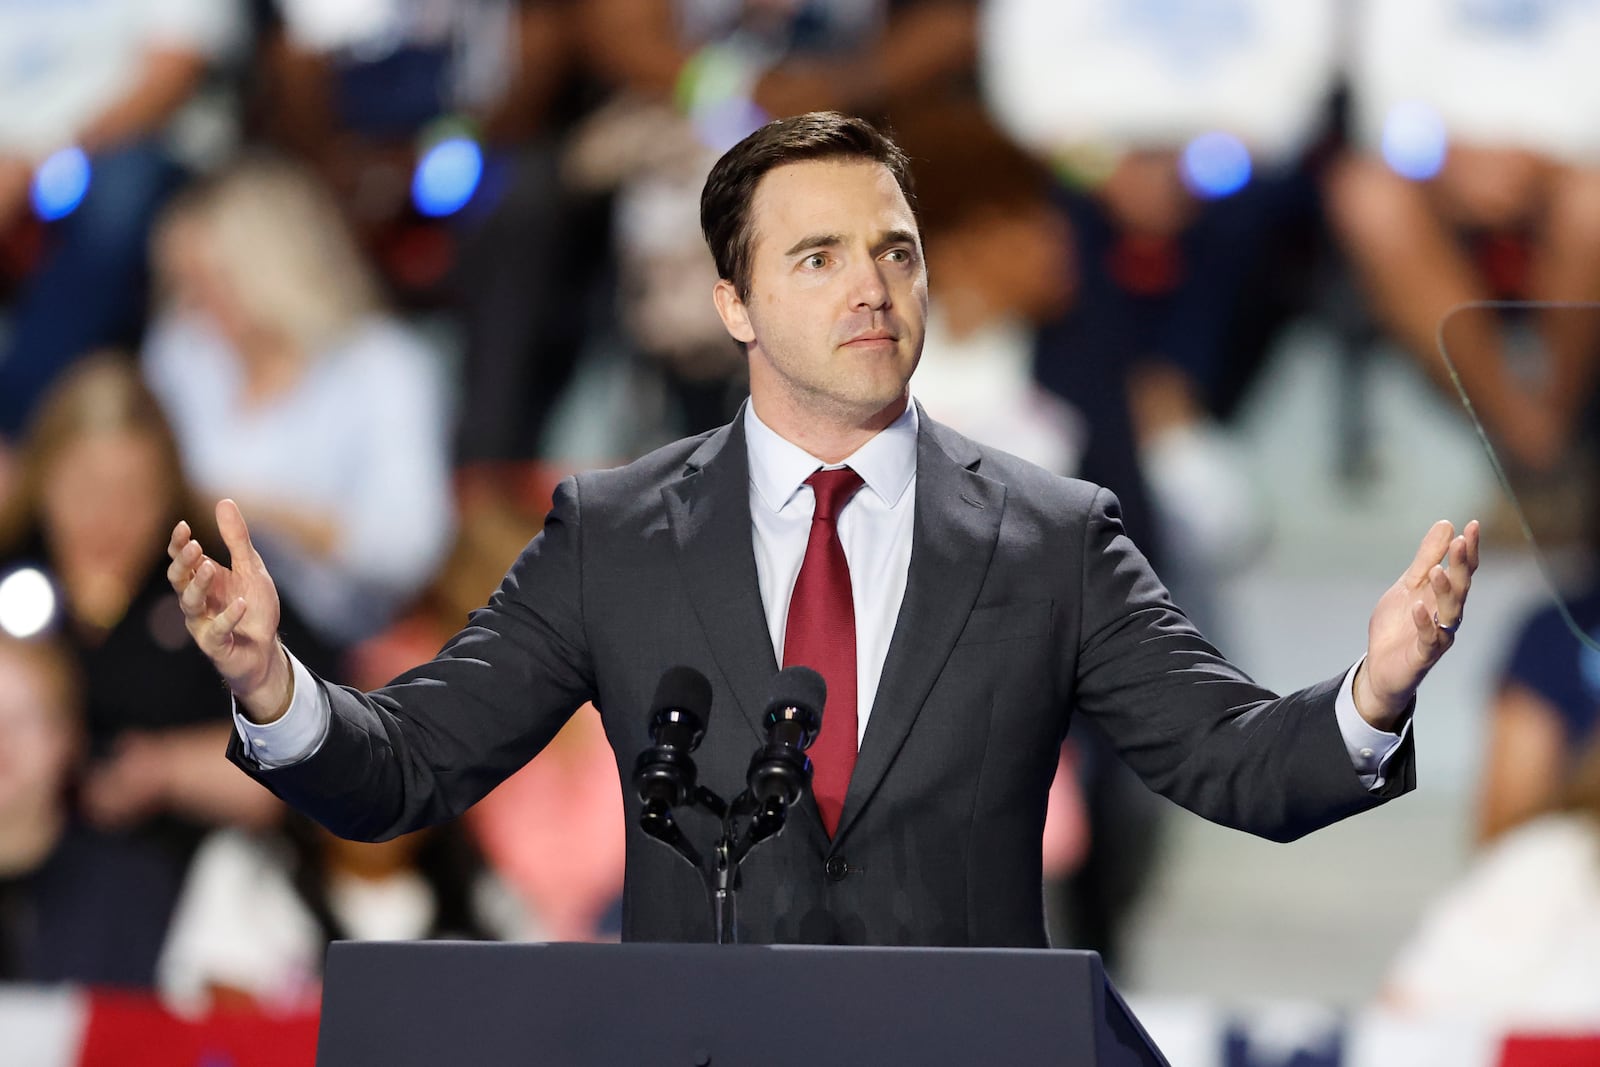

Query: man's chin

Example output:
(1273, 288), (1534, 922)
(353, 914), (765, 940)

(840, 386), (912, 427)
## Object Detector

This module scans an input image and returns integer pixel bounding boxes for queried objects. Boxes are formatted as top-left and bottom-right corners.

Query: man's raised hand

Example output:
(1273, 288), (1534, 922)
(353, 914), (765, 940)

(1355, 518), (1481, 731)
(167, 499), (293, 723)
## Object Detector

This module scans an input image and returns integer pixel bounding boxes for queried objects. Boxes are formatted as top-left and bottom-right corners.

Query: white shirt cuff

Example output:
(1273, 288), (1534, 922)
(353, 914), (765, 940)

(231, 651), (331, 769)
(1334, 657), (1408, 791)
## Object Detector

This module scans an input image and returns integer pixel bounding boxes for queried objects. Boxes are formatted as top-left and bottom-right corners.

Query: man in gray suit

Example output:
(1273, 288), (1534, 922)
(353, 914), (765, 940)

(166, 113), (1479, 946)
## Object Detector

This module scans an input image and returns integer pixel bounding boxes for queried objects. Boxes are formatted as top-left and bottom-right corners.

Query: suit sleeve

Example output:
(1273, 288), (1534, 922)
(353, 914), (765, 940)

(228, 477), (597, 840)
(1070, 487), (1415, 842)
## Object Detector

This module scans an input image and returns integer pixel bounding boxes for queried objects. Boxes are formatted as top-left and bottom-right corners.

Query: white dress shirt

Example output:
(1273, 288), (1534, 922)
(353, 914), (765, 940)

(744, 398), (917, 745)
(237, 400), (1406, 787)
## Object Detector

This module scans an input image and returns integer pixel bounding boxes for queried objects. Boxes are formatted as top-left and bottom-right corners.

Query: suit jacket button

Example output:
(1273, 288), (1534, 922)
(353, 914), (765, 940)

(825, 856), (849, 882)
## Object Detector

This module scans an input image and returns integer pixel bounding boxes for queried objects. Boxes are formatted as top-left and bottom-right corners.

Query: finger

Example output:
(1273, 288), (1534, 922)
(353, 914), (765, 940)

(1403, 520), (1456, 585)
(1450, 530), (1474, 580)
(1412, 599), (1447, 655)
(203, 596), (248, 645)
(1430, 563), (1451, 599)
(1411, 598), (1432, 637)
(216, 499), (260, 573)
(166, 538), (204, 592)
(180, 558), (218, 619)
(1463, 519), (1481, 572)
(1446, 541), (1473, 606)
(167, 520), (192, 561)
(1429, 564), (1463, 628)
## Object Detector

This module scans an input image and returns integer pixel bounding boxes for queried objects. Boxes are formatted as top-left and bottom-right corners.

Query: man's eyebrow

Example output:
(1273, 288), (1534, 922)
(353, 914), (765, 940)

(879, 229), (919, 250)
(783, 233), (842, 256)
(782, 229), (921, 257)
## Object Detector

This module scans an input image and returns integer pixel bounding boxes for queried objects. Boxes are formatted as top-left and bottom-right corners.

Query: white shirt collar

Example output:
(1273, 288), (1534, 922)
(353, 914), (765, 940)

(744, 397), (918, 514)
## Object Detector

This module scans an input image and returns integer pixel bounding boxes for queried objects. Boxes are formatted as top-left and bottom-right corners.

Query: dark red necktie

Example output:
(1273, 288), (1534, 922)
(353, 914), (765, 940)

(783, 466), (865, 837)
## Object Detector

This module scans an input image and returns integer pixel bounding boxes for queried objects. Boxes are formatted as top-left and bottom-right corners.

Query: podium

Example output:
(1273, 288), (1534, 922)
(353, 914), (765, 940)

(317, 941), (1170, 1065)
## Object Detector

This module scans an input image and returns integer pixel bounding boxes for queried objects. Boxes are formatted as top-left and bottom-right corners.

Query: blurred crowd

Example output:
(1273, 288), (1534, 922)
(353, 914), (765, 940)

(0, 0), (1598, 1026)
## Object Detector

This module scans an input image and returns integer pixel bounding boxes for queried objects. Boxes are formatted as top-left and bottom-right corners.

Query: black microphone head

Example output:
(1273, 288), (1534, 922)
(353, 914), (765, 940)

(636, 666), (711, 809)
(763, 665), (825, 737)
(652, 665), (713, 721)
(647, 665), (712, 752)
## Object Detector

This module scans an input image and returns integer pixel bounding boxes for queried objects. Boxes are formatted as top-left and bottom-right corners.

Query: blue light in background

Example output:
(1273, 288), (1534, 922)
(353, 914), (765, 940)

(1180, 132), (1251, 199)
(30, 147), (91, 221)
(411, 138), (483, 218)
(1382, 101), (1448, 181)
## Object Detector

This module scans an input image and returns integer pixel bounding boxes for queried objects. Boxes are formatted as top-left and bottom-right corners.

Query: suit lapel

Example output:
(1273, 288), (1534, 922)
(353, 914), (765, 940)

(663, 415), (776, 743)
(833, 410), (1005, 844)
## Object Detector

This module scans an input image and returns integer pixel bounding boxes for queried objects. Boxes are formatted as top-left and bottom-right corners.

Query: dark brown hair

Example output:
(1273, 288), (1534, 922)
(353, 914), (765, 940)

(700, 111), (916, 301)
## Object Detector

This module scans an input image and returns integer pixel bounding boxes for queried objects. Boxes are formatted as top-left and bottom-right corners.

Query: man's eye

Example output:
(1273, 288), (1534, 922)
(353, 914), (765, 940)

(884, 248), (910, 263)
(803, 253), (827, 269)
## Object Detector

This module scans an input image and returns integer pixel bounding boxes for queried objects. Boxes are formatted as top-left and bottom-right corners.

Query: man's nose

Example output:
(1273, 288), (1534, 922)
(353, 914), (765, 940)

(847, 257), (890, 311)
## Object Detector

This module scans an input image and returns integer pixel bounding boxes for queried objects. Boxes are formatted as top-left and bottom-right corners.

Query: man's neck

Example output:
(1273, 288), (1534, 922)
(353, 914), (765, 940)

(747, 392), (910, 465)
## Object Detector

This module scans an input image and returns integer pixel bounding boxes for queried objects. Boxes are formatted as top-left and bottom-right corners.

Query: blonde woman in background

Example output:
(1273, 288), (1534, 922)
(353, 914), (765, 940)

(0, 354), (333, 878)
(143, 156), (454, 648)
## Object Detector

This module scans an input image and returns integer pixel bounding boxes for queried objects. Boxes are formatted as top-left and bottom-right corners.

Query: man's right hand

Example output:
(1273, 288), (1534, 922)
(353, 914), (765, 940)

(167, 499), (292, 723)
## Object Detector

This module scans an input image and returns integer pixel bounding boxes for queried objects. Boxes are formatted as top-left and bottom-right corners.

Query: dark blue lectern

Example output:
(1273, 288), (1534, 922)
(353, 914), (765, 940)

(316, 941), (1170, 1065)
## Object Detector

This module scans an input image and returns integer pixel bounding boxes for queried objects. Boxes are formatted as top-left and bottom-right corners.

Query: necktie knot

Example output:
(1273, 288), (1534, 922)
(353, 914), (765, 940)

(805, 467), (864, 523)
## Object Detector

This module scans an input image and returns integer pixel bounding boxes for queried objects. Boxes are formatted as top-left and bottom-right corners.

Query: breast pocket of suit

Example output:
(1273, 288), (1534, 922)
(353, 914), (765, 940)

(954, 599), (1053, 647)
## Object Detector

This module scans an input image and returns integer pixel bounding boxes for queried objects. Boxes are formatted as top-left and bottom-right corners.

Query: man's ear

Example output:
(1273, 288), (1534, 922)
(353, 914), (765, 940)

(712, 278), (756, 344)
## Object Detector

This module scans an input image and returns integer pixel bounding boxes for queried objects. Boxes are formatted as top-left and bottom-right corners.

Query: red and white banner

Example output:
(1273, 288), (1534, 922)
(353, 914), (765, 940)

(1133, 996), (1600, 1067)
(0, 988), (316, 1067)
(0, 987), (1595, 1065)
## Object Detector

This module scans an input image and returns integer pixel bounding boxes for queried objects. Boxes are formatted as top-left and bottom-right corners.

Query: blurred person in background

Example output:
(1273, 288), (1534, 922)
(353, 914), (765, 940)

(561, 100), (749, 449)
(567, 0), (978, 445)
(256, 0), (610, 485)
(0, 632), (177, 988)
(462, 707), (627, 942)
(888, 102), (1081, 478)
(1331, 0), (1600, 479)
(158, 813), (526, 1015)
(142, 155), (455, 650)
(1474, 487), (1600, 844)
(893, 102), (1164, 973)
(583, 0), (977, 126)
(0, 353), (333, 878)
(982, 0), (1340, 624)
(346, 506), (627, 943)
(0, 0), (246, 440)
(1384, 732), (1600, 1026)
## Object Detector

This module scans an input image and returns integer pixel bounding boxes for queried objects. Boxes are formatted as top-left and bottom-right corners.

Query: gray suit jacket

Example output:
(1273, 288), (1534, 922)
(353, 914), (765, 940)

(230, 408), (1412, 946)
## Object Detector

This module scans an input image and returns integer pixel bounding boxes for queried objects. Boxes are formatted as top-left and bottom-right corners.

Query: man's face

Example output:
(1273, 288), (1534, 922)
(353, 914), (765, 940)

(714, 159), (928, 428)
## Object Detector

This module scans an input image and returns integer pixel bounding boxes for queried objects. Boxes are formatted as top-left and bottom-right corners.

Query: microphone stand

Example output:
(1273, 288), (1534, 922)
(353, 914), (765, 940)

(635, 667), (821, 945)
(638, 780), (793, 945)
(712, 792), (790, 944)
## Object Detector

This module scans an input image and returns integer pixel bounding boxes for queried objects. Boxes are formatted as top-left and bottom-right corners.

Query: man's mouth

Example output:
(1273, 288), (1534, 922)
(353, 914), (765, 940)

(843, 330), (897, 347)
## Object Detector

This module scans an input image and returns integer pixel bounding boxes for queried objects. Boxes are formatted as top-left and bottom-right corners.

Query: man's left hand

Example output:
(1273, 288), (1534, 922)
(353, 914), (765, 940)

(1355, 519), (1480, 731)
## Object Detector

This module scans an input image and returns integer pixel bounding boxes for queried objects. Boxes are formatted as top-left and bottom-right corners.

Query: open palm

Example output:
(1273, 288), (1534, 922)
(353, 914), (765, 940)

(166, 499), (285, 701)
(1360, 519), (1480, 727)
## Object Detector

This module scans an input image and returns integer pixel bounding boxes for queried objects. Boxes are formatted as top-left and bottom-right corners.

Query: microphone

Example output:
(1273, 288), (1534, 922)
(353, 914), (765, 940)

(746, 665), (826, 807)
(633, 665), (713, 809)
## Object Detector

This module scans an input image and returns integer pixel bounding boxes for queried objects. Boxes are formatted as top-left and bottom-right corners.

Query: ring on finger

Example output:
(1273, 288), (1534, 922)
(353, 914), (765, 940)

(1433, 611), (1462, 635)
